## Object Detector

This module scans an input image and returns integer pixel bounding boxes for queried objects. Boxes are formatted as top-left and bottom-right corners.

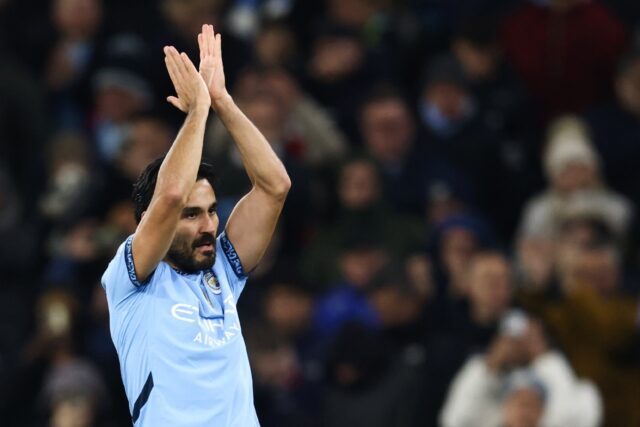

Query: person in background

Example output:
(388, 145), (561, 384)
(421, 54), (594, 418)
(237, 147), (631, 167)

(421, 250), (512, 426)
(419, 56), (514, 236)
(39, 131), (94, 225)
(305, 21), (393, 140)
(252, 18), (299, 69)
(311, 236), (390, 338)
(93, 111), (176, 212)
(322, 322), (423, 427)
(501, 0), (629, 119)
(519, 240), (640, 426)
(452, 15), (540, 222)
(1, 290), (112, 427)
(440, 310), (602, 427)
(516, 115), (633, 290)
(90, 34), (154, 163)
(244, 322), (313, 427)
(429, 214), (497, 301)
(249, 282), (323, 427)
(452, 14), (529, 134)
(302, 158), (424, 288)
(585, 49), (640, 201)
(46, 0), (105, 128)
(359, 84), (464, 216)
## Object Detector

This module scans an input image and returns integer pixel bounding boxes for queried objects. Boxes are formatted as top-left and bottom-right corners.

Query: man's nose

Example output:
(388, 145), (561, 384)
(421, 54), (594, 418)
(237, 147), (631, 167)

(200, 213), (218, 233)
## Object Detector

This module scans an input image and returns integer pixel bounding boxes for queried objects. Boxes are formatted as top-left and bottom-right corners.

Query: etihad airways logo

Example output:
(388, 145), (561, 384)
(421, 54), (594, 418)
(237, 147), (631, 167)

(170, 297), (240, 348)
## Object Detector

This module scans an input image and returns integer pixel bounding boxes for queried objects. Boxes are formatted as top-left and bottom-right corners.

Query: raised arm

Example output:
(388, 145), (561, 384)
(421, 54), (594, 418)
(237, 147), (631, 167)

(131, 46), (211, 282)
(198, 25), (291, 273)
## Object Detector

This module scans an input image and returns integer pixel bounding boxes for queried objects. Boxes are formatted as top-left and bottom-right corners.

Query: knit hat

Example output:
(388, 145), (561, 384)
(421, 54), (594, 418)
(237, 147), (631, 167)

(544, 116), (599, 178)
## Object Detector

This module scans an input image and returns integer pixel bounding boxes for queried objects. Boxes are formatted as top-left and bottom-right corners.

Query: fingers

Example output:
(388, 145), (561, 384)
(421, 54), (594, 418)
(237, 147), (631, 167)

(165, 46), (185, 80)
(198, 32), (204, 63)
(166, 45), (199, 83)
(164, 46), (199, 111)
(164, 46), (182, 88)
(199, 24), (214, 57)
(172, 48), (190, 77)
(166, 96), (186, 112)
(205, 24), (213, 56)
(180, 52), (199, 76)
(197, 24), (220, 59)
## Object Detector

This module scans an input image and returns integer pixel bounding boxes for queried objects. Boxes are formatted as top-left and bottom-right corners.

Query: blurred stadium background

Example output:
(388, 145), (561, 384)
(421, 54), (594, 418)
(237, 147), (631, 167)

(0, 0), (639, 426)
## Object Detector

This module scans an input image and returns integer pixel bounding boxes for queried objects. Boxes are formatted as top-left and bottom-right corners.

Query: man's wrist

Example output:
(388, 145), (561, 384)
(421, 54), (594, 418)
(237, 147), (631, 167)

(211, 92), (234, 112)
(190, 101), (211, 115)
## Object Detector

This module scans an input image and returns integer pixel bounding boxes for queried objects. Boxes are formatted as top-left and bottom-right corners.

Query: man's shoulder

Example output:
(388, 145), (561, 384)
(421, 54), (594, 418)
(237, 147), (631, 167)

(216, 231), (246, 280)
(101, 237), (132, 285)
(102, 236), (169, 300)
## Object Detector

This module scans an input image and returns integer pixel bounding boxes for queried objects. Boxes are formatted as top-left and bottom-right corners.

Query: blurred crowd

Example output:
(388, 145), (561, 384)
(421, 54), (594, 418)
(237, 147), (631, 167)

(1, 0), (640, 426)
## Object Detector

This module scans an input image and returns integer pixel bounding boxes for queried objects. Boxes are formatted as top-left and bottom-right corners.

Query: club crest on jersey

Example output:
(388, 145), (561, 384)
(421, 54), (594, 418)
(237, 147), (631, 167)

(204, 272), (221, 294)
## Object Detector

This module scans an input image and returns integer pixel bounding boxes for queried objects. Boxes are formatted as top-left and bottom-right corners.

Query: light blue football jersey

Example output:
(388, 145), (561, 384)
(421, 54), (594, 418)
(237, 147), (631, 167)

(101, 231), (260, 426)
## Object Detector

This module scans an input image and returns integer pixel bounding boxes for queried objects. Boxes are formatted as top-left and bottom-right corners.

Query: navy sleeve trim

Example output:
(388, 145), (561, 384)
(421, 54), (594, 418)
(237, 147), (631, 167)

(132, 372), (154, 424)
(219, 231), (247, 279)
(124, 236), (153, 287)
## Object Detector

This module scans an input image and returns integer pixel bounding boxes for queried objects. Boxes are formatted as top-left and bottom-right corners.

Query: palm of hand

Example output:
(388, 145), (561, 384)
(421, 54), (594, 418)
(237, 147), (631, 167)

(198, 25), (227, 103)
(200, 55), (225, 101)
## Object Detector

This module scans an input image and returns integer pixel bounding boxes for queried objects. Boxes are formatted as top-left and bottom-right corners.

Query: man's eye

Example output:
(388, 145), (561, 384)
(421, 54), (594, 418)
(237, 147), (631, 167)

(208, 209), (217, 215)
(186, 212), (197, 219)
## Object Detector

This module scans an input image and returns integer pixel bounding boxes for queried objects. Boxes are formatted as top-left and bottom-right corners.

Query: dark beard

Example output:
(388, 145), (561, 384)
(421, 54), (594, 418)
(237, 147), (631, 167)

(166, 232), (216, 273)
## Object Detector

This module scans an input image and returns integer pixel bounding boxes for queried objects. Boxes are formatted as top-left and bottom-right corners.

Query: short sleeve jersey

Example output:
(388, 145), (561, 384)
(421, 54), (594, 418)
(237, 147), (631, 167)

(101, 232), (259, 426)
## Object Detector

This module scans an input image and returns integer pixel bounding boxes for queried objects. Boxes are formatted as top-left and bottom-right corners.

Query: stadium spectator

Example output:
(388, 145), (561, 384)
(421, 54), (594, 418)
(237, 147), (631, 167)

(516, 115), (633, 288)
(429, 214), (497, 300)
(322, 323), (423, 427)
(421, 250), (513, 426)
(585, 49), (640, 202)
(358, 84), (467, 215)
(45, 0), (105, 129)
(252, 19), (299, 69)
(440, 310), (602, 427)
(452, 15), (541, 220)
(419, 55), (515, 235)
(90, 35), (156, 161)
(305, 21), (393, 139)
(245, 322), (314, 427)
(519, 241), (640, 426)
(302, 158), (424, 287)
(501, 0), (629, 119)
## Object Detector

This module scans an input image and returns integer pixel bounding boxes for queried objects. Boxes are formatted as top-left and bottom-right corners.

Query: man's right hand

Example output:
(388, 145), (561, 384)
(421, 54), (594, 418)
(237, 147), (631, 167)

(486, 335), (520, 373)
(164, 46), (211, 113)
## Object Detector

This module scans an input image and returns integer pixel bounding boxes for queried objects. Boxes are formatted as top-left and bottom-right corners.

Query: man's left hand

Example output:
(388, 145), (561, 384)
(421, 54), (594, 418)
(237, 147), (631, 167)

(198, 24), (230, 109)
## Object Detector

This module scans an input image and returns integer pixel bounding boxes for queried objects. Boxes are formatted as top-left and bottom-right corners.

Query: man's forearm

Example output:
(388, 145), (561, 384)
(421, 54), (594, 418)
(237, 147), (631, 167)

(156, 105), (210, 199)
(213, 94), (290, 197)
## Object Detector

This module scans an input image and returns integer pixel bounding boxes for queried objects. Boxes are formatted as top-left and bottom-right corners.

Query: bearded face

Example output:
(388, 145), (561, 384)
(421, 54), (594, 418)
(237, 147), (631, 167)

(166, 230), (216, 273)
(163, 179), (219, 273)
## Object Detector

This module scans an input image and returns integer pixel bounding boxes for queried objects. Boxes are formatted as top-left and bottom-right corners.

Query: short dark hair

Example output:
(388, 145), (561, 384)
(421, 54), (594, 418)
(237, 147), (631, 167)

(131, 156), (217, 224)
